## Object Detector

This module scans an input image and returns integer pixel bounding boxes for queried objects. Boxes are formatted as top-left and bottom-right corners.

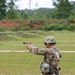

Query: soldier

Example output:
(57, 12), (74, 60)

(24, 36), (61, 75)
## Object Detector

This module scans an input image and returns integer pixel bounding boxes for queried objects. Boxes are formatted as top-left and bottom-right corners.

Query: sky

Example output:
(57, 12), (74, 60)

(15, 0), (75, 10)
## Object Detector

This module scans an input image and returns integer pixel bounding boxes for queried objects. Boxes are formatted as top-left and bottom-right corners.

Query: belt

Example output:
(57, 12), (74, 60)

(43, 74), (53, 75)
(42, 72), (53, 75)
(42, 72), (59, 75)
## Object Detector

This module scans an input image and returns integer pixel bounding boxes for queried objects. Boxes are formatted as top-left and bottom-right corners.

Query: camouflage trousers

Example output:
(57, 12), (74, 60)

(42, 73), (56, 75)
(42, 72), (59, 75)
(42, 73), (58, 75)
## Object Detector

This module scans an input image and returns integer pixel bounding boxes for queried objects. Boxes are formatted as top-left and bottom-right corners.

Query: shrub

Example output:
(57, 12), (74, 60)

(42, 24), (57, 31)
(10, 25), (22, 31)
(42, 25), (48, 30)
(0, 27), (6, 31)
(67, 14), (75, 22)
(22, 26), (31, 31)
(56, 24), (66, 31)
(67, 24), (75, 31)
(42, 24), (66, 31)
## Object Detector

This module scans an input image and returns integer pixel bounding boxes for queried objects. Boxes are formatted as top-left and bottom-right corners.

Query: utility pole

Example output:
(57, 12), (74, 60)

(28, 0), (31, 16)
(35, 2), (38, 9)
(29, 0), (31, 10)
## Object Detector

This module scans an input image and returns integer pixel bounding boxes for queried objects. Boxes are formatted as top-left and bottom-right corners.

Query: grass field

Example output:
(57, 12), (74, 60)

(0, 30), (75, 75)
(0, 30), (75, 51)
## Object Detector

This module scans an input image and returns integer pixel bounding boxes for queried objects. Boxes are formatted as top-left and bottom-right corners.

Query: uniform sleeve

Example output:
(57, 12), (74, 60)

(29, 45), (53, 55)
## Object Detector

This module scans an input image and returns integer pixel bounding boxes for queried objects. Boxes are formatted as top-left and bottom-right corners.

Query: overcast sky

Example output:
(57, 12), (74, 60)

(15, 0), (75, 10)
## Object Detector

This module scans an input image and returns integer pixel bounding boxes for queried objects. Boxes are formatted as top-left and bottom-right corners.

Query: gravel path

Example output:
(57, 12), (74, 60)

(0, 50), (75, 53)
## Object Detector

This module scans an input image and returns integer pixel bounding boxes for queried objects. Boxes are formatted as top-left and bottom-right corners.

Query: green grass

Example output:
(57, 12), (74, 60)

(0, 30), (75, 75)
(0, 52), (42, 75)
(0, 52), (75, 75)
(0, 30), (75, 51)
(60, 53), (75, 75)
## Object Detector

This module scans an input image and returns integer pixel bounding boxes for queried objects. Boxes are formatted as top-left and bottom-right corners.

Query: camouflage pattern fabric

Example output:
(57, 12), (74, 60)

(29, 45), (61, 75)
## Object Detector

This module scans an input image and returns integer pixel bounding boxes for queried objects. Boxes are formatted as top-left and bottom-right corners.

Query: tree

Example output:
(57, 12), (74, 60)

(32, 10), (42, 19)
(0, 0), (6, 20)
(44, 12), (51, 19)
(6, 0), (19, 19)
(53, 0), (74, 19)
(71, 1), (75, 11)
(20, 10), (28, 19)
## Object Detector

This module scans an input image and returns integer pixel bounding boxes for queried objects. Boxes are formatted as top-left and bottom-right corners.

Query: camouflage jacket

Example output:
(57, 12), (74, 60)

(29, 45), (61, 67)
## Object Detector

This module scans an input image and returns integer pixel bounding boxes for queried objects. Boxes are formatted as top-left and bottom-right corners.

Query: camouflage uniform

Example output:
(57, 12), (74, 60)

(26, 36), (61, 75)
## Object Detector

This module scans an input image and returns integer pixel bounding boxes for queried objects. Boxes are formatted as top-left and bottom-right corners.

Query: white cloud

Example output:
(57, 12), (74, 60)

(15, 0), (75, 10)
(15, 0), (54, 9)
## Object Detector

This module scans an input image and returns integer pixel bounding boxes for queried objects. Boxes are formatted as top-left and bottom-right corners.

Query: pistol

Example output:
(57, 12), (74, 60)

(23, 42), (31, 44)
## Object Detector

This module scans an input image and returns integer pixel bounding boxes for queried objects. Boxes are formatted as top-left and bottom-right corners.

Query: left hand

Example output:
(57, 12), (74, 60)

(26, 43), (32, 49)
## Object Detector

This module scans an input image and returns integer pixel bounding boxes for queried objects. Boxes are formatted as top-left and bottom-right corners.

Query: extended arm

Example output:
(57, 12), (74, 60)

(23, 42), (53, 55)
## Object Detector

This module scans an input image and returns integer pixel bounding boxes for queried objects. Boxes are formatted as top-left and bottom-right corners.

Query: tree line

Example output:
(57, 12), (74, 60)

(0, 0), (75, 20)
(0, 0), (75, 31)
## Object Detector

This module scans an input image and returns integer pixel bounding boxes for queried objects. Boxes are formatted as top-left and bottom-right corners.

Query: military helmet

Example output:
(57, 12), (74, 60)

(44, 36), (56, 44)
